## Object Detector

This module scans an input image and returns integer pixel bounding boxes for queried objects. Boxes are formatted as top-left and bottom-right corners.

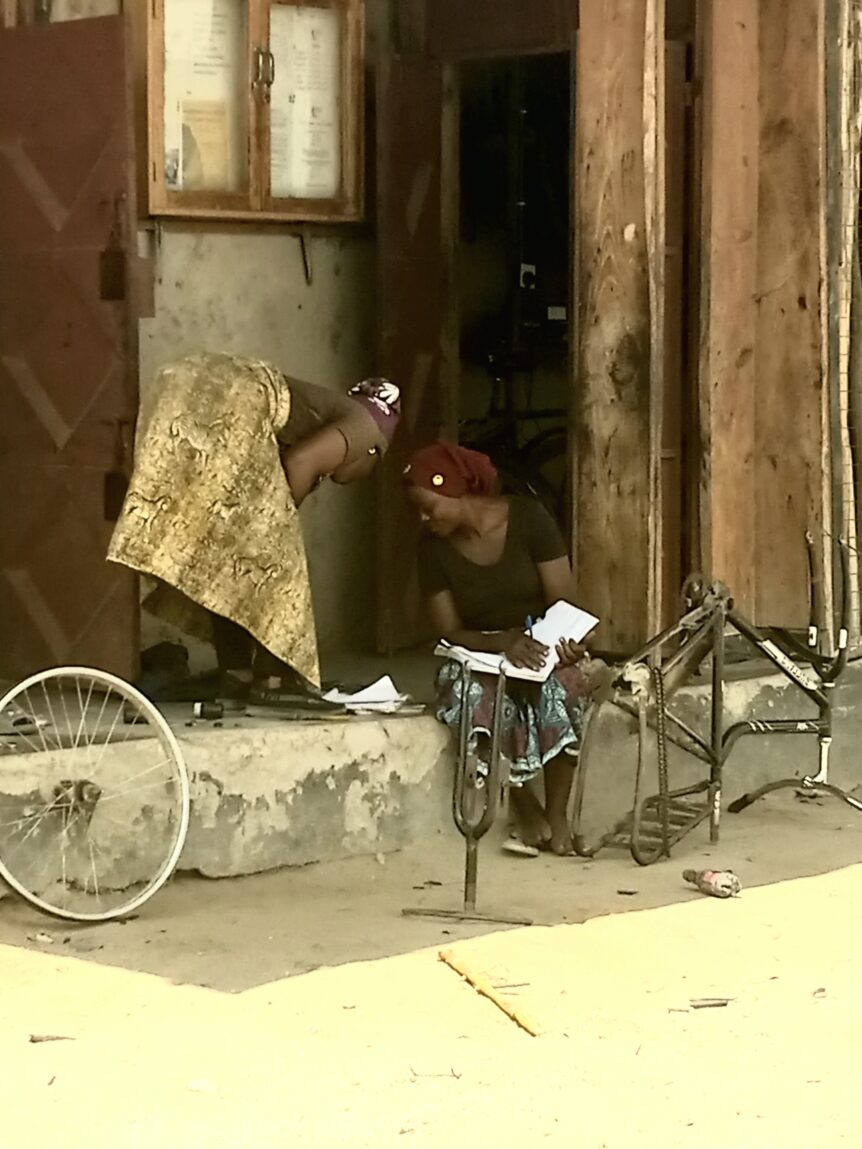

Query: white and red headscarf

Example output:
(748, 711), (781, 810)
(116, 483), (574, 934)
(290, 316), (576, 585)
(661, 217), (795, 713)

(348, 378), (401, 444)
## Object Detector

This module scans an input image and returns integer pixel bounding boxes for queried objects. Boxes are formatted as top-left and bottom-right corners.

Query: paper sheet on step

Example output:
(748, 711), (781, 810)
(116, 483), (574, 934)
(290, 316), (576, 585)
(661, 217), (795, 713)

(322, 676), (409, 713)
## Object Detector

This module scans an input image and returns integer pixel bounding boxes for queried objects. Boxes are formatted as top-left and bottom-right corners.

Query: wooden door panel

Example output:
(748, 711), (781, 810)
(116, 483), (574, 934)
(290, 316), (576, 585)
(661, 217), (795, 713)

(0, 253), (129, 451)
(0, 23), (127, 251)
(0, 16), (137, 680)
(376, 56), (456, 652)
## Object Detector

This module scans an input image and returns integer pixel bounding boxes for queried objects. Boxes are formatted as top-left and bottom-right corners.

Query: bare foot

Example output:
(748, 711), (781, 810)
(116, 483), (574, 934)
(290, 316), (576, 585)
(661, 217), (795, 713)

(510, 787), (551, 849)
(547, 814), (575, 856)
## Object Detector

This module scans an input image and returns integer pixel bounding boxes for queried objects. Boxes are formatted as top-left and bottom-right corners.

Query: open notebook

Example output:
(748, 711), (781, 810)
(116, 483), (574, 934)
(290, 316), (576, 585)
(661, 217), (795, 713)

(434, 600), (600, 683)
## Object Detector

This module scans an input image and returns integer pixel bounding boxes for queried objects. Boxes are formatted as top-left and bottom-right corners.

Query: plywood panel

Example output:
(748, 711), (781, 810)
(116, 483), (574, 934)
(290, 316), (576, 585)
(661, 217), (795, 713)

(754, 0), (823, 626)
(575, 0), (653, 652)
(696, 0), (759, 611)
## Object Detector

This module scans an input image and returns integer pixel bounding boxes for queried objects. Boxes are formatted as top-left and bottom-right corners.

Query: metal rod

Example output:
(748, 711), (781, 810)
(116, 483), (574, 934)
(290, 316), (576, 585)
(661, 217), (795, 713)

(464, 837), (478, 913)
(728, 609), (829, 707)
(452, 666), (473, 835)
(709, 605), (724, 842)
(722, 718), (827, 756)
(616, 601), (716, 674)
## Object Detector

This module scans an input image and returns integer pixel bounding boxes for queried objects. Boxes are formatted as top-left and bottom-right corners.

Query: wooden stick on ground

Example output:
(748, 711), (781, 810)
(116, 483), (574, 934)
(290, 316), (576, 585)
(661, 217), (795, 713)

(438, 948), (540, 1037)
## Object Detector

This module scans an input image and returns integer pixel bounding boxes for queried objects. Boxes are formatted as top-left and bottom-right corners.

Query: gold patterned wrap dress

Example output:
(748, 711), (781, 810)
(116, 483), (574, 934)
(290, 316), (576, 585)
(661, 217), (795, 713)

(108, 352), (324, 685)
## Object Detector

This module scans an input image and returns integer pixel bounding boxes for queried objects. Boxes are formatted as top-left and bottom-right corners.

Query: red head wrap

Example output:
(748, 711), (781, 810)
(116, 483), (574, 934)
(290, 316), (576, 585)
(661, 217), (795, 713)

(402, 441), (498, 498)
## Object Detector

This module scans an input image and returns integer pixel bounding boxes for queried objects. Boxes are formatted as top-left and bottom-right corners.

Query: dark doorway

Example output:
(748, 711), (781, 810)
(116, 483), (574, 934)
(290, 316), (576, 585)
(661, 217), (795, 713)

(457, 54), (571, 529)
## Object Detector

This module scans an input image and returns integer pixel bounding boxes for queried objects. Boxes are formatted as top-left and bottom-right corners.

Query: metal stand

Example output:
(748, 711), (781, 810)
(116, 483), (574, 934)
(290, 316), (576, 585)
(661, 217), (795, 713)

(403, 667), (533, 926)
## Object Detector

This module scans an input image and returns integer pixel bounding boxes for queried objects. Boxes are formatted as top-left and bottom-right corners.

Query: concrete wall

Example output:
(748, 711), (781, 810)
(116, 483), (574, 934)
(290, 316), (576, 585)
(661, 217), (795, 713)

(138, 227), (379, 658)
(3, 665), (860, 894)
(53, 0), (390, 662)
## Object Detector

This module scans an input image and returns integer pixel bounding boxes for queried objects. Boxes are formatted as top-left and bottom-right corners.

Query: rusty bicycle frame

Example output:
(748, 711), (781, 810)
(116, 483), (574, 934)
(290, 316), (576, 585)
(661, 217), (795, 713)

(571, 537), (858, 865)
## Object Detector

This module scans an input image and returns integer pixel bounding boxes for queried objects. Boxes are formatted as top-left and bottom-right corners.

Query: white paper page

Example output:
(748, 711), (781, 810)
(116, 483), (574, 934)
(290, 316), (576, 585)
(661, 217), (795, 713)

(270, 5), (341, 199)
(164, 0), (246, 192)
(435, 601), (600, 683)
(323, 676), (406, 709)
(530, 600), (600, 647)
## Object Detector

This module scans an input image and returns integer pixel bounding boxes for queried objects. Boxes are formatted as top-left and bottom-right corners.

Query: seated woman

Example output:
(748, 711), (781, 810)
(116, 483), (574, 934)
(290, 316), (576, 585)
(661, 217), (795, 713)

(108, 351), (399, 707)
(403, 441), (591, 856)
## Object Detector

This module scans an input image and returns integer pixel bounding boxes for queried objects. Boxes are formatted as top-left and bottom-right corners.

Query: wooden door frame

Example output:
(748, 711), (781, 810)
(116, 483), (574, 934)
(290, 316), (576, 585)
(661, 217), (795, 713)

(383, 0), (678, 651)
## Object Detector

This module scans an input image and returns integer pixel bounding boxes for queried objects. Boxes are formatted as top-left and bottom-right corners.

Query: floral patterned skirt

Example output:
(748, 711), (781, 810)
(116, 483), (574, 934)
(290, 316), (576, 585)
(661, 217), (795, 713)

(434, 659), (591, 786)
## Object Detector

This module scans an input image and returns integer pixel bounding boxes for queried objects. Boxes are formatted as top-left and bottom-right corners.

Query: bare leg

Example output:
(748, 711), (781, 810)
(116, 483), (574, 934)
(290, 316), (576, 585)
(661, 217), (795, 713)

(253, 644), (316, 694)
(211, 613), (253, 696)
(509, 785), (551, 848)
(543, 754), (576, 855)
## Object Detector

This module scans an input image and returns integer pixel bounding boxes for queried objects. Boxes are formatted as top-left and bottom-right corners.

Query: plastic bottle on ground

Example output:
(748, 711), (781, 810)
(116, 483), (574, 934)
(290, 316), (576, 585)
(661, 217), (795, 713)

(682, 868), (742, 898)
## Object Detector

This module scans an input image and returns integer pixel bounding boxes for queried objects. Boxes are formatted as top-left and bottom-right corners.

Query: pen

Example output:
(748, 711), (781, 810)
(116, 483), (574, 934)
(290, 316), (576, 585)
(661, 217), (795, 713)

(526, 615), (533, 638)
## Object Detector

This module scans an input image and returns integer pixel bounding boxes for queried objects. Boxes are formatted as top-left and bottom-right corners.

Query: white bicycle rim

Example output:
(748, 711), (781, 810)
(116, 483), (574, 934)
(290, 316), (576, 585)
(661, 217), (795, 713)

(0, 667), (190, 922)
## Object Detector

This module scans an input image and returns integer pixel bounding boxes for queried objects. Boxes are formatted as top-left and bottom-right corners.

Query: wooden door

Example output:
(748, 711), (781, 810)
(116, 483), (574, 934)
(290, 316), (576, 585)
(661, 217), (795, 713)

(0, 15), (139, 679)
(376, 55), (458, 652)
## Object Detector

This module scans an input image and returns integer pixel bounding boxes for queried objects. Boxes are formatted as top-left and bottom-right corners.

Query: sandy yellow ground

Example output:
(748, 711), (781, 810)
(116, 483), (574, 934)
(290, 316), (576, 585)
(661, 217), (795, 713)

(0, 842), (857, 1148)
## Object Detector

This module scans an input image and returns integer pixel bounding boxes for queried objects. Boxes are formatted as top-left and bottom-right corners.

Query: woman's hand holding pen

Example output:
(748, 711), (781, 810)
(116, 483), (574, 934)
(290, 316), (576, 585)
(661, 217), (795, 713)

(503, 617), (548, 671)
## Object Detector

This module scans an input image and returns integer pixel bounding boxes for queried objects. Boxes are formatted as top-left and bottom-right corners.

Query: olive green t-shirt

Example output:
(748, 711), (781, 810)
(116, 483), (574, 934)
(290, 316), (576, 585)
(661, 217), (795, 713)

(417, 497), (567, 631)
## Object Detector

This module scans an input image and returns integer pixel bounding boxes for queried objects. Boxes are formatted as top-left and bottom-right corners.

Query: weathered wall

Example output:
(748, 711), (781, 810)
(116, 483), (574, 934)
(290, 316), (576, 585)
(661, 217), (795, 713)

(50, 0), (389, 660)
(4, 668), (862, 889)
(138, 228), (379, 657)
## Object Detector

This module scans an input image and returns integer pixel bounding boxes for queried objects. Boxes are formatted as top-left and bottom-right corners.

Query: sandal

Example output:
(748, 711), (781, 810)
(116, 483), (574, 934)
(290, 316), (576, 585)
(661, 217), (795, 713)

(246, 683), (346, 714)
(502, 837), (540, 858)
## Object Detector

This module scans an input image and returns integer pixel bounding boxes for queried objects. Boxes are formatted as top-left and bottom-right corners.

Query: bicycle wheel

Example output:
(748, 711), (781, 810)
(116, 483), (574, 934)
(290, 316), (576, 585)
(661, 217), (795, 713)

(0, 667), (189, 922)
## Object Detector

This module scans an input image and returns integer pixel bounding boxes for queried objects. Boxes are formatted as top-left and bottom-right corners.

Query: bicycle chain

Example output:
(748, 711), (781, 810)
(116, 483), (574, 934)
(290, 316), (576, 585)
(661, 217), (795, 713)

(650, 664), (670, 856)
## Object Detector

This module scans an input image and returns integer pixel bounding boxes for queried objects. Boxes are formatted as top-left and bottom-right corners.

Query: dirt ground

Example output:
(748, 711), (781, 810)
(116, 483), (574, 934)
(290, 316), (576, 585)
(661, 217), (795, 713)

(0, 792), (860, 1147)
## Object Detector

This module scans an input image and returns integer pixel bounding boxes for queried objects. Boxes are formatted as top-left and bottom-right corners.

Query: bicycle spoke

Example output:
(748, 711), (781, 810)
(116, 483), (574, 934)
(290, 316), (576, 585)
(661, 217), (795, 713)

(0, 723), (49, 757)
(98, 777), (177, 805)
(60, 824), (68, 899)
(95, 756), (175, 798)
(91, 696), (127, 772)
(0, 809), (48, 831)
(8, 802), (57, 854)
(84, 837), (101, 906)
(85, 687), (113, 753)
(58, 686), (75, 755)
(73, 676), (95, 755)
(0, 670), (188, 920)
(38, 681), (63, 751)
(21, 687), (56, 757)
